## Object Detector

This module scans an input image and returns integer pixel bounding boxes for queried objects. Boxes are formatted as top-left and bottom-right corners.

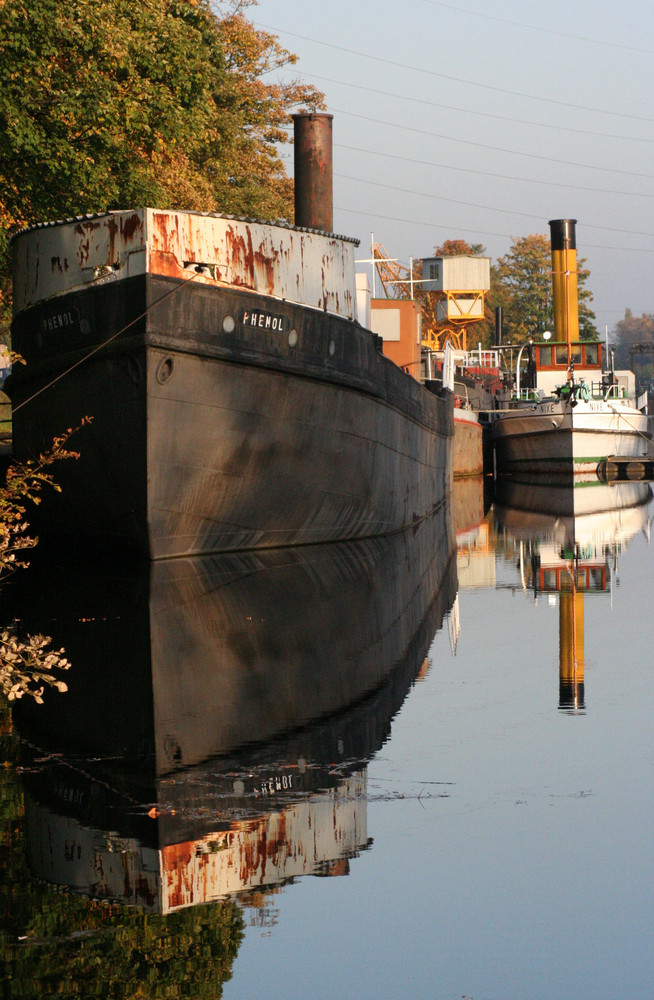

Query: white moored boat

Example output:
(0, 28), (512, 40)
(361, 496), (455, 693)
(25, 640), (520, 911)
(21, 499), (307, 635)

(493, 219), (649, 478)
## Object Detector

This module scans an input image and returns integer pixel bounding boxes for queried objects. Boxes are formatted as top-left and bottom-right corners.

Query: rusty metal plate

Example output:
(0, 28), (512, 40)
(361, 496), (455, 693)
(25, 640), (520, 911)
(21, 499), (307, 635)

(12, 210), (358, 321)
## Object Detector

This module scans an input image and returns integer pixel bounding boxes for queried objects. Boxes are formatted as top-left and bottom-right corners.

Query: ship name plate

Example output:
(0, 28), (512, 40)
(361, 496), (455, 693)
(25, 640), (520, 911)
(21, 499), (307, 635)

(41, 306), (82, 335)
(241, 308), (290, 333)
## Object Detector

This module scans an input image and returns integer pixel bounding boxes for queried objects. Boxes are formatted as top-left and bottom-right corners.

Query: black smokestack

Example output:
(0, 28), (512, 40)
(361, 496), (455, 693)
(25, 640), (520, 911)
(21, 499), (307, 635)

(293, 113), (333, 232)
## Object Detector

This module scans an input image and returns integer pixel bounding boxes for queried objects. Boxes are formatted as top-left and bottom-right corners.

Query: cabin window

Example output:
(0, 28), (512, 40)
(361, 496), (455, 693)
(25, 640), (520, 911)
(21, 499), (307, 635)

(538, 346), (553, 366)
(584, 343), (599, 365)
(555, 345), (581, 365)
(429, 262), (439, 281)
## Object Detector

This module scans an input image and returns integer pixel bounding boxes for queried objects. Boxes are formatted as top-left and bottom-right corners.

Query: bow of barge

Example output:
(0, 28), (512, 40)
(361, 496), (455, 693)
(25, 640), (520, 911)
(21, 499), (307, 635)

(9, 206), (452, 558)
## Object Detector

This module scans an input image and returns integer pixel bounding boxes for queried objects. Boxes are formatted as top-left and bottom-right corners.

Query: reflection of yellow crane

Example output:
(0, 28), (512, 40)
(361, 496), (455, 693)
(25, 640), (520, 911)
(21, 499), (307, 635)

(373, 243), (488, 352)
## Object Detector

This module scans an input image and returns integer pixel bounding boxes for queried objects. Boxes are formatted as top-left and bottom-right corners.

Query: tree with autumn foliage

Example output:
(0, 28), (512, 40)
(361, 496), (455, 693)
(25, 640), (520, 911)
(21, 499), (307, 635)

(425, 234), (598, 347)
(433, 239), (487, 258)
(213, 0), (324, 219)
(0, 0), (324, 342)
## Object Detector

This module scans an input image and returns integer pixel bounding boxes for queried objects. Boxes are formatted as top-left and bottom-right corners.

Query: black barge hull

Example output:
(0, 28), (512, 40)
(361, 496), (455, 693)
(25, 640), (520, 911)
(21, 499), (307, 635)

(9, 211), (452, 559)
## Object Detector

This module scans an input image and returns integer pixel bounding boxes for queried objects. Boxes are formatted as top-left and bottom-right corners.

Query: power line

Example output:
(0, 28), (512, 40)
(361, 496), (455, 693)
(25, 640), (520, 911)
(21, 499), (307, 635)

(333, 143), (654, 200)
(420, 0), (654, 57)
(335, 172), (654, 239)
(299, 71), (654, 146)
(335, 204), (654, 254)
(255, 22), (654, 124)
(331, 107), (654, 182)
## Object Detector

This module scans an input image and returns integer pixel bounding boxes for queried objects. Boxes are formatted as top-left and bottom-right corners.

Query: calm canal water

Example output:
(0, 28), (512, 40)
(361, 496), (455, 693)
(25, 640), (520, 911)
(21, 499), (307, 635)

(2, 475), (653, 999)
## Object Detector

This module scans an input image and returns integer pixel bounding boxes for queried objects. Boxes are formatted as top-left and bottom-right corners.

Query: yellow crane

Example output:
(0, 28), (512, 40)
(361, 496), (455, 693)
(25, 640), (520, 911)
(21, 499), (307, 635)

(372, 243), (488, 352)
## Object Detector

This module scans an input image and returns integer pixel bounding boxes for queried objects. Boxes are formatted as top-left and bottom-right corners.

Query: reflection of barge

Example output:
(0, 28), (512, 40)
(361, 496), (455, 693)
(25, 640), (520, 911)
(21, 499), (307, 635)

(14, 504), (457, 910)
(14, 501), (456, 771)
(9, 115), (452, 559)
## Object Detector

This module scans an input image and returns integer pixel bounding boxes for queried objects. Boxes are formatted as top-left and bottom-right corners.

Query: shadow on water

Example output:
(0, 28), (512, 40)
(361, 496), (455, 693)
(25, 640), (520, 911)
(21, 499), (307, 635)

(9, 501), (457, 912)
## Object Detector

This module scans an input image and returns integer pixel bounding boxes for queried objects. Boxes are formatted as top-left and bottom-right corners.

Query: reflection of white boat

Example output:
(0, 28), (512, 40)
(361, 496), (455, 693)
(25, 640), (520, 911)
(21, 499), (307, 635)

(24, 754), (370, 913)
(14, 507), (457, 911)
(495, 478), (652, 551)
(493, 220), (649, 477)
(495, 477), (651, 712)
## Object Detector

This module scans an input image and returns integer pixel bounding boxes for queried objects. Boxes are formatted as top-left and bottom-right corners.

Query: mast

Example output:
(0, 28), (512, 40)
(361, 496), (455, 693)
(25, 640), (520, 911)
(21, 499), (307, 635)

(549, 219), (579, 383)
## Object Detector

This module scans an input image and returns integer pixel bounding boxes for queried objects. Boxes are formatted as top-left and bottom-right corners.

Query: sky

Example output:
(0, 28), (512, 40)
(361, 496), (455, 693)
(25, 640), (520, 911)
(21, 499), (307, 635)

(249, 0), (654, 338)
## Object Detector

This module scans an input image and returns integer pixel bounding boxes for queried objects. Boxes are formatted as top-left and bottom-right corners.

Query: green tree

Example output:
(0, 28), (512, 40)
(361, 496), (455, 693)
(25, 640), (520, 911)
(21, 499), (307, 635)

(0, 1), (226, 224)
(492, 233), (597, 344)
(0, 0), (324, 342)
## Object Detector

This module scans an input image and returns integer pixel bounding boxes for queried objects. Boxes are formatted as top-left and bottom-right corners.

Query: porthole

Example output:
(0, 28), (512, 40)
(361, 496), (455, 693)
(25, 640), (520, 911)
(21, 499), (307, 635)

(156, 356), (174, 384)
(288, 330), (298, 347)
(222, 315), (235, 333)
(164, 734), (182, 764)
(329, 340), (336, 356)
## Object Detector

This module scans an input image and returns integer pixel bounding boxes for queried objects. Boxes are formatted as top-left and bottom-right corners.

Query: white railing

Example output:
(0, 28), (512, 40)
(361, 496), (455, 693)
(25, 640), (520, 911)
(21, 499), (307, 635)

(453, 381), (472, 408)
(599, 382), (629, 401)
(460, 347), (501, 369)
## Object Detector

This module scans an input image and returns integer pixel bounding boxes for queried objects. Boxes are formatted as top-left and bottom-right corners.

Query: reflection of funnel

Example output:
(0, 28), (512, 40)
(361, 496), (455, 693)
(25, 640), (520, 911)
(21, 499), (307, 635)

(14, 506), (457, 910)
(558, 583), (585, 712)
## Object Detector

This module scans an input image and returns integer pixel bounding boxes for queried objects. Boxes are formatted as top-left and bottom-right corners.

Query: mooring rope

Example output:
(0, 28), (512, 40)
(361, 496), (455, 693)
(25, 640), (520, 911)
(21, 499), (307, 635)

(607, 402), (652, 445)
(12, 269), (202, 415)
(19, 733), (143, 809)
